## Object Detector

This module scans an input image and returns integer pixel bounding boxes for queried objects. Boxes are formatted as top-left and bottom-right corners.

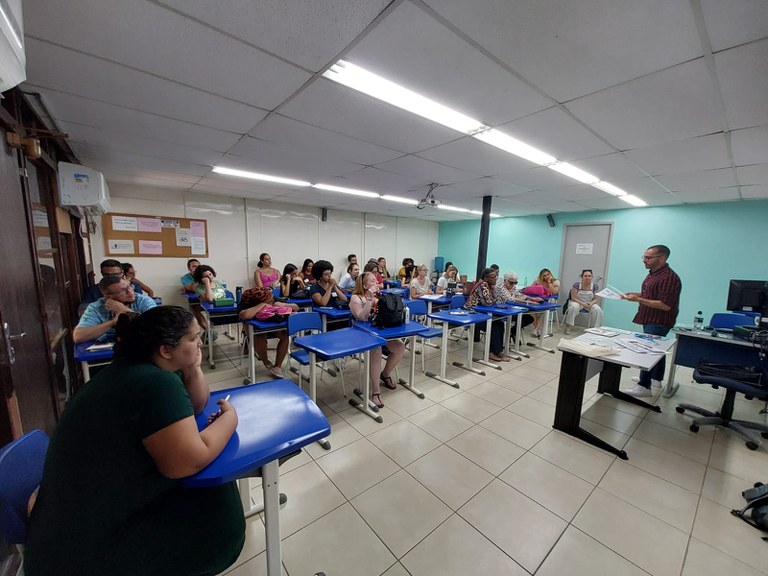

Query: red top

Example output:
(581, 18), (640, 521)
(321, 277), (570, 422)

(632, 264), (682, 327)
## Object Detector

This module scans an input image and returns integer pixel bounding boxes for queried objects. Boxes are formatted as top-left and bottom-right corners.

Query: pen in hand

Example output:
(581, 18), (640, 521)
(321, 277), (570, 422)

(207, 394), (230, 425)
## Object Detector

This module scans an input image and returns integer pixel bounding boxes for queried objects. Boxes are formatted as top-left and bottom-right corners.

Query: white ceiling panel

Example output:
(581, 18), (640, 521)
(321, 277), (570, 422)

(34, 90), (242, 152)
(25, 0), (310, 109)
(191, 176), (296, 198)
(731, 126), (768, 166)
(737, 165), (768, 185)
(250, 114), (402, 166)
(656, 168), (736, 191)
(75, 146), (212, 177)
(451, 178), (530, 198)
(416, 137), (533, 177)
(279, 79), (459, 153)
(373, 155), (480, 186)
(606, 177), (675, 198)
(158, 0), (390, 71)
(565, 59), (723, 150)
(715, 39), (768, 130)
(95, 163), (201, 187)
(24, 39), (268, 133)
(577, 196), (642, 211)
(571, 153), (649, 183)
(741, 185), (768, 199)
(423, 0), (702, 101)
(674, 187), (741, 203)
(327, 167), (423, 196)
(496, 166), (581, 191)
(625, 134), (731, 176)
(104, 173), (195, 190)
(700, 0), (768, 52)
(347, 1), (551, 126)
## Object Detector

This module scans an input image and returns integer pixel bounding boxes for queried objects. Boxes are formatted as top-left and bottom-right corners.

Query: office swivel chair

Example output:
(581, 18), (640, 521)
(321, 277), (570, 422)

(676, 368), (768, 450)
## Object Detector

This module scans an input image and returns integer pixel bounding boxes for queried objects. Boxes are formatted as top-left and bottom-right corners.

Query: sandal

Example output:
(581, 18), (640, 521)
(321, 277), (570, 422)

(372, 393), (384, 408)
(381, 372), (397, 390)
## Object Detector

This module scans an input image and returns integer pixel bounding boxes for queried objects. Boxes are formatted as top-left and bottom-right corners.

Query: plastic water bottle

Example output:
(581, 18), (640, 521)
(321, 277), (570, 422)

(693, 310), (704, 332)
(404, 305), (410, 324)
(235, 286), (243, 303)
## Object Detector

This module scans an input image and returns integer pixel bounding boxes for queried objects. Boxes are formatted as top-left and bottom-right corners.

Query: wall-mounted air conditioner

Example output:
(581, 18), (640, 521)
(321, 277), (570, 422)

(0, 0), (25, 93)
(58, 162), (111, 217)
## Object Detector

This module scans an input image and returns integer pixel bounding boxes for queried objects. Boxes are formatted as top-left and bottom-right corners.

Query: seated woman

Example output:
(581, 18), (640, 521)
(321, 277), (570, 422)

(238, 286), (298, 378)
(377, 257), (391, 280)
(310, 259), (349, 308)
(530, 267), (560, 337)
(363, 260), (384, 289)
(253, 252), (280, 289)
(410, 264), (434, 299)
(122, 262), (154, 297)
(466, 267), (508, 362)
(564, 269), (604, 334)
(24, 306), (244, 576)
(494, 271), (536, 332)
(280, 263), (307, 298)
(436, 264), (458, 294)
(193, 264), (227, 303)
(338, 262), (360, 291)
(397, 257), (414, 284)
(349, 272), (405, 408)
(300, 258), (315, 284)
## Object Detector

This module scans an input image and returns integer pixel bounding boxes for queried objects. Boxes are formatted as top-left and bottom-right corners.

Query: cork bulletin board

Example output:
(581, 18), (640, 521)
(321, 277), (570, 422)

(102, 213), (209, 258)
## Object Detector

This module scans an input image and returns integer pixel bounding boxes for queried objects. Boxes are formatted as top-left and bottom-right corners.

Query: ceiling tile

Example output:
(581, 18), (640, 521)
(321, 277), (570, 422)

(417, 137), (533, 177)
(731, 126), (768, 166)
(716, 39), (768, 130)
(496, 166), (581, 191)
(25, 0), (310, 108)
(740, 185), (768, 199)
(565, 58), (723, 150)
(656, 168), (736, 191)
(192, 175), (298, 198)
(372, 155), (480, 186)
(700, 0), (768, 52)
(571, 153), (648, 182)
(423, 0), (703, 101)
(76, 146), (212, 177)
(737, 164), (768, 185)
(624, 134), (731, 176)
(326, 167), (424, 196)
(675, 187), (741, 203)
(158, 0), (389, 71)
(24, 39), (268, 133)
(444, 178), (530, 199)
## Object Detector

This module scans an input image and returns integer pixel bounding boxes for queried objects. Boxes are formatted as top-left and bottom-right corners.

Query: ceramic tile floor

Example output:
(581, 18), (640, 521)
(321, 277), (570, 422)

(201, 327), (768, 576)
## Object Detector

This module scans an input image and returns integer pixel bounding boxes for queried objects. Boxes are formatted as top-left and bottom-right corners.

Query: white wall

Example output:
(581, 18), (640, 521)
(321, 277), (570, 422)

(90, 185), (439, 305)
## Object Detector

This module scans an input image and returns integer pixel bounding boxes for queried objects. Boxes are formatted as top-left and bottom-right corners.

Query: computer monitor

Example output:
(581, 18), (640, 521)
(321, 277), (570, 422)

(726, 280), (768, 317)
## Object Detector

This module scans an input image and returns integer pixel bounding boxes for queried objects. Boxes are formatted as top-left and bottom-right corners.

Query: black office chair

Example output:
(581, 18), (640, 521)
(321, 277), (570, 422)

(676, 368), (768, 450)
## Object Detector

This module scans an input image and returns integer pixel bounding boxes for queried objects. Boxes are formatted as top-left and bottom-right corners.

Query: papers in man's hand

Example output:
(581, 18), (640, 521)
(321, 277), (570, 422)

(596, 285), (625, 300)
(557, 338), (619, 358)
(86, 342), (114, 352)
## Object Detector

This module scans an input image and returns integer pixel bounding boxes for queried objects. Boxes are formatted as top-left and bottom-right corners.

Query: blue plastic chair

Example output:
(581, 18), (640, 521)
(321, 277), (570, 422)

(408, 300), (445, 371)
(287, 312), (345, 394)
(450, 294), (466, 309)
(0, 429), (49, 544)
(710, 312), (757, 331)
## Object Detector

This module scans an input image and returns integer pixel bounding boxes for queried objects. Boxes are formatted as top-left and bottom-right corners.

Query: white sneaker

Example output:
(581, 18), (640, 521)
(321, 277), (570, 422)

(631, 376), (662, 388)
(624, 383), (652, 398)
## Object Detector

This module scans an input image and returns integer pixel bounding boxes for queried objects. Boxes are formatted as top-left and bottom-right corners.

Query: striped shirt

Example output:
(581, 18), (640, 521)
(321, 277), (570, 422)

(632, 264), (682, 327)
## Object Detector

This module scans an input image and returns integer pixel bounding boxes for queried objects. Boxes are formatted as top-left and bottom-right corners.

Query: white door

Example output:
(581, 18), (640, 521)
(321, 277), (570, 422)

(559, 223), (613, 324)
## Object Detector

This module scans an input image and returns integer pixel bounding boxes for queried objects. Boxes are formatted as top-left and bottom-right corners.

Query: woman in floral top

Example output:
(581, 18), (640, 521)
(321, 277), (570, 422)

(465, 268), (508, 362)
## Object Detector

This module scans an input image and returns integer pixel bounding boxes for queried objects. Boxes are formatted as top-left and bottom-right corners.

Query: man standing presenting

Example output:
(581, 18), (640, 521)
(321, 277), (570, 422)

(622, 244), (682, 397)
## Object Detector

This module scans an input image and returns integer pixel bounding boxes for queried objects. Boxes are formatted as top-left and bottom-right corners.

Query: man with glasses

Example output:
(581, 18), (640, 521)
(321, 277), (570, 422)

(621, 244), (682, 397)
(79, 258), (125, 314)
(73, 276), (157, 343)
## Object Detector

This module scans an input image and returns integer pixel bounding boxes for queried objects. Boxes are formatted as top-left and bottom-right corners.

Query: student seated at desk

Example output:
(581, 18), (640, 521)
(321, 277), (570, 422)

(79, 258), (124, 314)
(280, 263), (307, 298)
(238, 286), (298, 378)
(338, 263), (360, 291)
(377, 257), (391, 280)
(494, 271), (536, 332)
(466, 268), (509, 362)
(350, 272), (405, 408)
(564, 269), (604, 334)
(363, 260), (384, 289)
(397, 257), (415, 284)
(437, 264), (458, 294)
(25, 306), (244, 576)
(410, 264), (434, 299)
(179, 258), (200, 294)
(73, 276), (157, 343)
(529, 268), (560, 337)
(253, 252), (280, 289)
(300, 258), (315, 284)
(310, 260), (349, 308)
(194, 265), (227, 303)
(122, 262), (154, 297)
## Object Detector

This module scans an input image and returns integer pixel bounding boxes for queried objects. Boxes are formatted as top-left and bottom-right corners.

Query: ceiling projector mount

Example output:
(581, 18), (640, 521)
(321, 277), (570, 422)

(416, 183), (443, 209)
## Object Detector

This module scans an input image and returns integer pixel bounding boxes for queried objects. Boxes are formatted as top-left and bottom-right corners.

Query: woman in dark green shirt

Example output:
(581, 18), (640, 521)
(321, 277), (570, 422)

(25, 306), (245, 576)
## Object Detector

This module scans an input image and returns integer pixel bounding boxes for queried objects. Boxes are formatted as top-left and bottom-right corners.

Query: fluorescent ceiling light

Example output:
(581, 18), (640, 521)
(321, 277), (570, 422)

(313, 183), (380, 198)
(472, 129), (556, 166)
(212, 166), (310, 187)
(548, 162), (599, 184)
(620, 194), (648, 207)
(437, 204), (471, 213)
(469, 210), (501, 217)
(323, 60), (486, 135)
(592, 181), (627, 197)
(381, 194), (419, 205)
(0, 6), (23, 51)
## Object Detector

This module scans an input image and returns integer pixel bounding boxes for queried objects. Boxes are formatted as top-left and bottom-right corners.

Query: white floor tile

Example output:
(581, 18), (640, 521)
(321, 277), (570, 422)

(446, 425), (526, 475)
(367, 419), (441, 467)
(622, 438), (706, 493)
(315, 438), (399, 499)
(480, 408), (550, 449)
(682, 537), (766, 576)
(408, 403), (474, 442)
(531, 431), (615, 485)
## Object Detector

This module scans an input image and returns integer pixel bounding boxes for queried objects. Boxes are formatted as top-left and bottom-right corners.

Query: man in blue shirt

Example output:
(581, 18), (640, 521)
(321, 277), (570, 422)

(74, 276), (157, 343)
(79, 259), (124, 314)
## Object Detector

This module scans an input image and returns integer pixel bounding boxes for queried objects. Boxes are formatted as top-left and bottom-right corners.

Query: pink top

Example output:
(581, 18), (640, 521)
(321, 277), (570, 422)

(258, 269), (279, 287)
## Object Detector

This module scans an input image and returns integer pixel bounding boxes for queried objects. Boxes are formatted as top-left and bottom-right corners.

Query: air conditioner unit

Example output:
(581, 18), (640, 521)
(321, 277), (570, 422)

(0, 0), (25, 94)
(58, 162), (111, 217)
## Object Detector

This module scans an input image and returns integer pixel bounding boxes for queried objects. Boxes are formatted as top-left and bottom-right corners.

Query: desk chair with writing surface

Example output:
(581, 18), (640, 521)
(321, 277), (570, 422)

(407, 299), (442, 371)
(677, 368), (768, 450)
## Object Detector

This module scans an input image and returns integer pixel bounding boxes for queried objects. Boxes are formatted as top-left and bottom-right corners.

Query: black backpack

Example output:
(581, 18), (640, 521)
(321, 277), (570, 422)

(373, 293), (405, 329)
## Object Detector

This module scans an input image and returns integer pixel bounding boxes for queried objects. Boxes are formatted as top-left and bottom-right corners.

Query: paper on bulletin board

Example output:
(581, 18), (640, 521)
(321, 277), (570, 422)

(175, 227), (191, 247)
(36, 235), (52, 251)
(108, 239), (135, 254)
(112, 215), (138, 232)
(137, 217), (162, 233)
(161, 219), (180, 228)
(33, 210), (49, 228)
(191, 237), (206, 255)
(138, 240), (163, 255)
(190, 221), (205, 237)
(575, 243), (593, 255)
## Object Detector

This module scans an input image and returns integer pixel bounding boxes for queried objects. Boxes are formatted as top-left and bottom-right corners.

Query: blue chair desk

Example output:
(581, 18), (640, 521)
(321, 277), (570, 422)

(353, 320), (430, 399)
(294, 327), (386, 428)
(183, 380), (330, 576)
(426, 310), (491, 388)
(284, 297), (313, 309)
(243, 317), (290, 383)
(383, 279), (400, 289)
(472, 304), (530, 363)
(181, 291), (200, 303)
(74, 341), (114, 381)
(200, 298), (239, 369)
(515, 301), (561, 353)
(312, 306), (351, 331)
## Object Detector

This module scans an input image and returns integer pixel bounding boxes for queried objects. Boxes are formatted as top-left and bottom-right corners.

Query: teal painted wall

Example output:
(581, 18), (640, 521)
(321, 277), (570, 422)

(438, 200), (768, 330)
